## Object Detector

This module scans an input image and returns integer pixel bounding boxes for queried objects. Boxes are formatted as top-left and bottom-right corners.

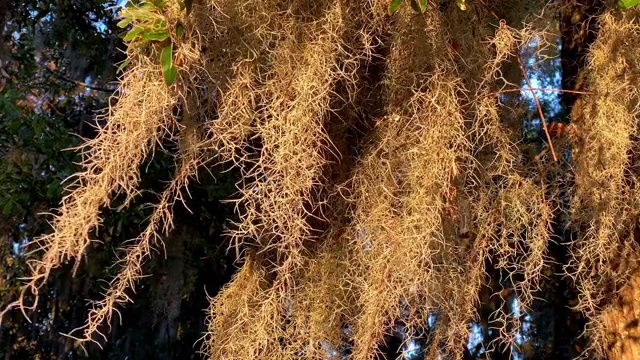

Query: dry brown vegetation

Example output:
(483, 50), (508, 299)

(569, 10), (640, 358)
(3, 0), (640, 359)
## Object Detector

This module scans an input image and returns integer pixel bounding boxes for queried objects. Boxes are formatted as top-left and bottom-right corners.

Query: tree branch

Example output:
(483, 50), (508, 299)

(44, 67), (116, 93)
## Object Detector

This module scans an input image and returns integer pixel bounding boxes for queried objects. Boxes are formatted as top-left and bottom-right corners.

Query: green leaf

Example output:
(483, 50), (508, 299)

(140, 2), (158, 10)
(46, 181), (61, 198)
(388, 0), (404, 14)
(456, 0), (467, 10)
(123, 26), (143, 41)
(619, 0), (640, 8)
(176, 23), (185, 38)
(161, 43), (173, 70)
(141, 29), (169, 41)
(116, 59), (131, 74)
(164, 66), (178, 85)
(123, 8), (154, 19)
(161, 44), (178, 85)
(117, 18), (132, 28)
(2, 200), (13, 216)
(150, 0), (166, 8)
(152, 19), (168, 31)
(417, 0), (427, 13)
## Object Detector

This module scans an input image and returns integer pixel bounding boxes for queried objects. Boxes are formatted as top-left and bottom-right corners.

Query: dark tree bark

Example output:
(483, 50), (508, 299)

(601, 272), (640, 360)
(560, 0), (605, 112)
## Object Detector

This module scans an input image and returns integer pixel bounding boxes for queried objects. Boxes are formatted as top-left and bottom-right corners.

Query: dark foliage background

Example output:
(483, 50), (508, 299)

(0, 2), (238, 359)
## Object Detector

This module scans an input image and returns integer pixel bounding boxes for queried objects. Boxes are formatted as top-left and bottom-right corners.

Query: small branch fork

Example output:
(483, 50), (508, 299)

(481, 13), (574, 163)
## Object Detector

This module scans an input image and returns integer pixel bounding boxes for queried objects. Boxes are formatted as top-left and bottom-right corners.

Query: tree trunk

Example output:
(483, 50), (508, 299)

(560, 2), (640, 359)
(601, 273), (640, 360)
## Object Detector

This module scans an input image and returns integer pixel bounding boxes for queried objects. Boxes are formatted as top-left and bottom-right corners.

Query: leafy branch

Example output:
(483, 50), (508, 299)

(619, 0), (640, 9)
(117, 0), (190, 85)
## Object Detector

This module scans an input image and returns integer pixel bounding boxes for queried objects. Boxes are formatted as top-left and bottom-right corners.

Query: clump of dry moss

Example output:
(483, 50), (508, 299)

(203, 1), (554, 358)
(568, 8), (640, 358)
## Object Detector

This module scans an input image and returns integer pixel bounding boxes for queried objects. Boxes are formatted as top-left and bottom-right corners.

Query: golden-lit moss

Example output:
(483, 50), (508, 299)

(568, 9), (640, 358)
(4, 1), (640, 359)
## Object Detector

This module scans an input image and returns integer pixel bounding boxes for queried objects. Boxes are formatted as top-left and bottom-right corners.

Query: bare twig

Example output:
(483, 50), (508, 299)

(44, 67), (116, 93)
(487, 87), (594, 97)
(517, 53), (558, 162)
